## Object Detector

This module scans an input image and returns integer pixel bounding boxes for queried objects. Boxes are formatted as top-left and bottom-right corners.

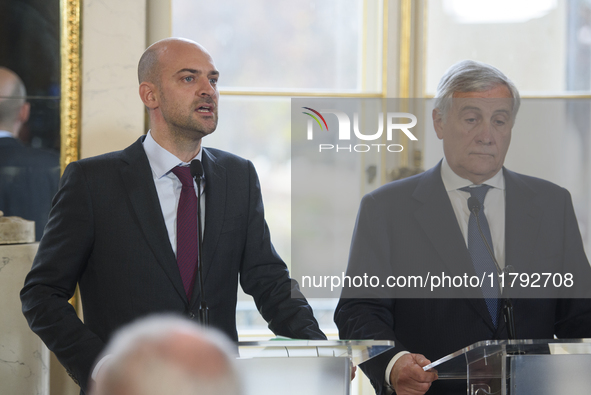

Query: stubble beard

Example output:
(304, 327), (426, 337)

(161, 95), (218, 143)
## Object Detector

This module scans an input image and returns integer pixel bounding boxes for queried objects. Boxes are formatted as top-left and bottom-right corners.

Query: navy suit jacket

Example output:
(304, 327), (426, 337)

(21, 136), (325, 392)
(335, 162), (591, 394)
(0, 137), (59, 240)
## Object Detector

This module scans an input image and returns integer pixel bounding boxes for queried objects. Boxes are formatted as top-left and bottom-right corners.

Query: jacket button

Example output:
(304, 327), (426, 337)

(188, 312), (195, 319)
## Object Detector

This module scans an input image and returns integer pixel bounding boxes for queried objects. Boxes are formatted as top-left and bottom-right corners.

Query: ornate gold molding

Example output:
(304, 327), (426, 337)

(60, 0), (82, 174)
(60, 0), (82, 310)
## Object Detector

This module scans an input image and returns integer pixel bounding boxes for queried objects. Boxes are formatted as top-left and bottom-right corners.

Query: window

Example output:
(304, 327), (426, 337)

(172, 0), (385, 340)
(426, 0), (591, 95)
(424, 0), (591, 252)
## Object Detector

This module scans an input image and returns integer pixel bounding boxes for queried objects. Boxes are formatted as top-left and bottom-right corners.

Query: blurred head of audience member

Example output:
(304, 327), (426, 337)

(90, 315), (241, 395)
(0, 67), (30, 137)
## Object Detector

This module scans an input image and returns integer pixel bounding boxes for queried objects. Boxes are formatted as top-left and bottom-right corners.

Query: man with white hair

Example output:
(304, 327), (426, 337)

(335, 60), (591, 395)
(90, 315), (241, 395)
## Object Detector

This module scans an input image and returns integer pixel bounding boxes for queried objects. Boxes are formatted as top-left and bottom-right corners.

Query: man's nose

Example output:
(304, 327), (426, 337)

(197, 77), (216, 97)
(476, 121), (493, 144)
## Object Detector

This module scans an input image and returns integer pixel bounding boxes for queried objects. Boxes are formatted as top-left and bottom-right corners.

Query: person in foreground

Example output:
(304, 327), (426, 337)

(334, 60), (591, 394)
(90, 315), (241, 395)
(0, 66), (59, 240)
(21, 37), (325, 393)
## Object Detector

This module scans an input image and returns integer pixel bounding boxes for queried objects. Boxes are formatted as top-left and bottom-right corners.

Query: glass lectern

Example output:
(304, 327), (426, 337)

(236, 340), (394, 395)
(423, 339), (591, 395)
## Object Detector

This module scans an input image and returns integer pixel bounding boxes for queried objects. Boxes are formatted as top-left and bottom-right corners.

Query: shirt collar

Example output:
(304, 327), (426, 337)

(0, 130), (14, 139)
(440, 158), (505, 191)
(143, 130), (203, 179)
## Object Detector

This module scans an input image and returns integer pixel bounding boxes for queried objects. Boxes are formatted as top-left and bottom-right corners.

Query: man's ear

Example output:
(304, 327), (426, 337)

(139, 82), (159, 109)
(432, 108), (445, 140)
(19, 102), (30, 123)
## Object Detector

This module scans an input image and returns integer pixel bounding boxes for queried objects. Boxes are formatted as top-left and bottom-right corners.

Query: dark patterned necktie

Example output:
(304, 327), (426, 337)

(171, 166), (198, 300)
(460, 185), (500, 327)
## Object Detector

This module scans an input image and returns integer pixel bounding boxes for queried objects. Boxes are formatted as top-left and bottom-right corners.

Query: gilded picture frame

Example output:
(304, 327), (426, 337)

(60, 0), (82, 172)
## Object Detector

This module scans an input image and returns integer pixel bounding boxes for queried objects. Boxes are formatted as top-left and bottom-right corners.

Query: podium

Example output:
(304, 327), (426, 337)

(424, 339), (591, 395)
(236, 340), (394, 395)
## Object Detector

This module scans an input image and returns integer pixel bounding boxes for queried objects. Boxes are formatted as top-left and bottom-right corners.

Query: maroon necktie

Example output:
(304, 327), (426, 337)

(171, 166), (198, 300)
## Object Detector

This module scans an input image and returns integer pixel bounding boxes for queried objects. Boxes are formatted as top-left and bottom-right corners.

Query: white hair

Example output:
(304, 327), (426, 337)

(91, 314), (241, 395)
(433, 60), (520, 119)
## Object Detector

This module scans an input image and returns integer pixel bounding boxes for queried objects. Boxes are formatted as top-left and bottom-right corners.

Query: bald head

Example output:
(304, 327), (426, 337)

(138, 38), (213, 86)
(91, 315), (241, 395)
(0, 67), (28, 131)
(137, 38), (220, 159)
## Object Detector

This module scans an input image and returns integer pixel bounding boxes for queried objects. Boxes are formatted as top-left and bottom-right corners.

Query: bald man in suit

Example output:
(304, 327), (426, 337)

(21, 38), (325, 393)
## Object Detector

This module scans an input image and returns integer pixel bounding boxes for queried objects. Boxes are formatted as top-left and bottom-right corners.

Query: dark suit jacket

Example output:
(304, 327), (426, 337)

(335, 162), (591, 394)
(21, 136), (325, 392)
(0, 137), (60, 240)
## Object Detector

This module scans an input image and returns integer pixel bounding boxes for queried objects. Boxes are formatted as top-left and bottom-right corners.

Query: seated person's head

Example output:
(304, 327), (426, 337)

(90, 315), (240, 395)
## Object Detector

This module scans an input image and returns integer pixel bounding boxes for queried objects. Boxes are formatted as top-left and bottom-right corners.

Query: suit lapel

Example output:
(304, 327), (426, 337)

(189, 148), (227, 307)
(504, 168), (542, 274)
(412, 163), (475, 279)
(413, 162), (495, 329)
(496, 169), (542, 337)
(119, 137), (187, 302)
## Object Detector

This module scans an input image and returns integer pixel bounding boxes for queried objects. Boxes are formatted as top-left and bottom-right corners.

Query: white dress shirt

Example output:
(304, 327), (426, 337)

(385, 159), (507, 388)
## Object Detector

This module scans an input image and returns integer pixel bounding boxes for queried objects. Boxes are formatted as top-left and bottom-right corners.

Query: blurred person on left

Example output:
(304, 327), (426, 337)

(0, 66), (59, 240)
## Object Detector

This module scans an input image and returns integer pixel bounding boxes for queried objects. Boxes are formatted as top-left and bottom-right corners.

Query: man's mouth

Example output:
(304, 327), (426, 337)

(196, 105), (213, 113)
